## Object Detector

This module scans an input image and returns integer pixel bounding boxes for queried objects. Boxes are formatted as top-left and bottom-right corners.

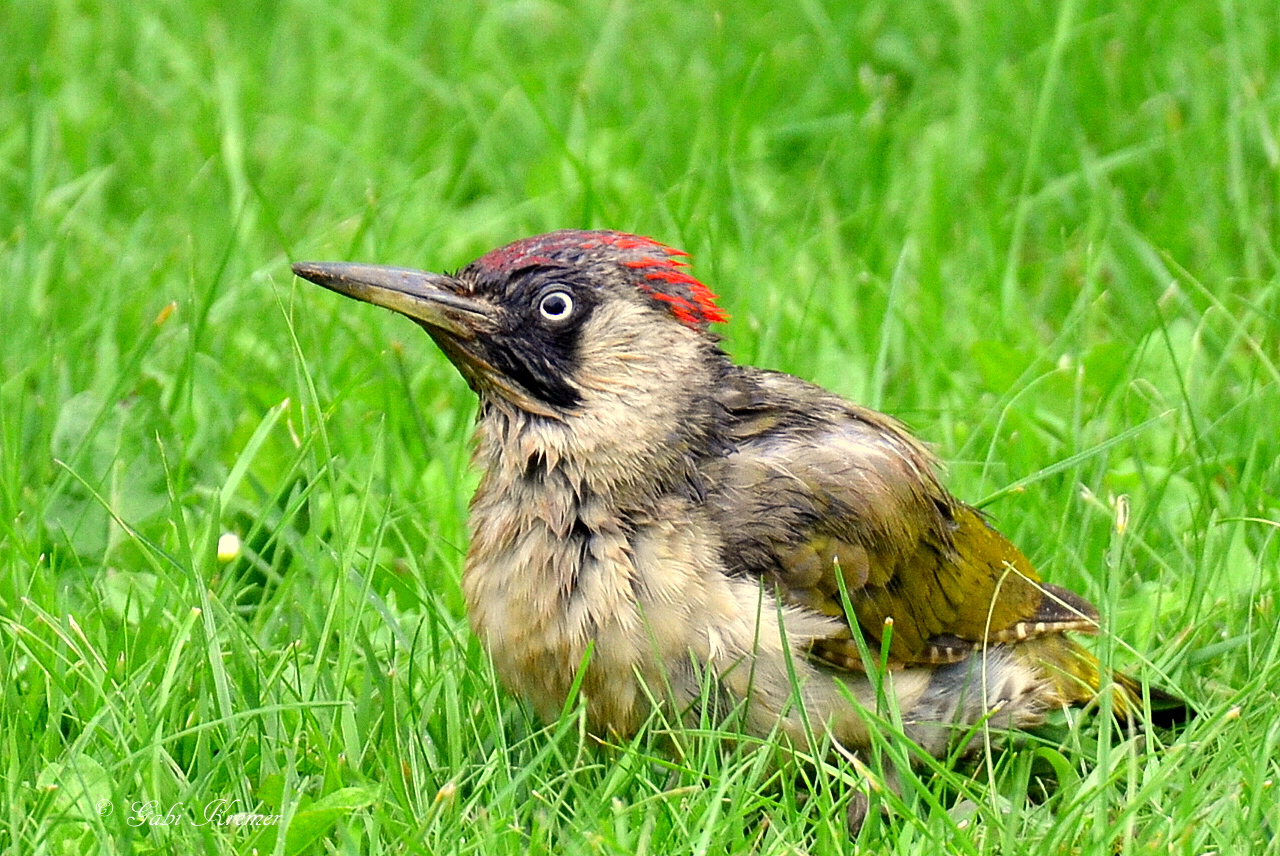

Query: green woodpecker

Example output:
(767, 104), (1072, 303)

(293, 230), (1181, 759)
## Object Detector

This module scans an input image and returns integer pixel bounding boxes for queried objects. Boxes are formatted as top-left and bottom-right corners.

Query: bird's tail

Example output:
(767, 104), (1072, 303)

(1015, 634), (1191, 726)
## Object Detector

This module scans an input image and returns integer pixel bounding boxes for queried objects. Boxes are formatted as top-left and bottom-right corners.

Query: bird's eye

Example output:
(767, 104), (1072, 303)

(538, 290), (575, 322)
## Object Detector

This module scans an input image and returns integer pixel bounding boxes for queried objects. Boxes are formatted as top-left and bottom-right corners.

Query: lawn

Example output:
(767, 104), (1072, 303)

(2, 0), (1277, 852)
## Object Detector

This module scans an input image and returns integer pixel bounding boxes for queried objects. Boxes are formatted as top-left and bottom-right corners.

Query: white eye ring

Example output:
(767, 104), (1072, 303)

(538, 290), (574, 321)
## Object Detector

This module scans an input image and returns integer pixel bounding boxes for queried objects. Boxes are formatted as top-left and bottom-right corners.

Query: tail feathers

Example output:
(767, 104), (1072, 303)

(1111, 671), (1195, 728)
(1017, 635), (1192, 726)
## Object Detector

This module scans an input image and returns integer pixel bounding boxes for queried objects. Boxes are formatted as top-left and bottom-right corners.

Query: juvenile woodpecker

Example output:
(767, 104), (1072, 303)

(294, 230), (1177, 758)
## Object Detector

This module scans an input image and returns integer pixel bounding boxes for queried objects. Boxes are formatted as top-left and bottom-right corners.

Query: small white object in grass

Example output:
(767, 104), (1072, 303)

(217, 533), (242, 562)
(1114, 494), (1130, 534)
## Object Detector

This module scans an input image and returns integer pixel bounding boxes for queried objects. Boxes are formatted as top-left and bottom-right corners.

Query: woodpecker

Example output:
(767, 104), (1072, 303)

(294, 230), (1181, 759)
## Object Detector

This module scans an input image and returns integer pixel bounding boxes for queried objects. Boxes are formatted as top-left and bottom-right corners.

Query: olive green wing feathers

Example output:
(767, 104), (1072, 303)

(710, 368), (1099, 669)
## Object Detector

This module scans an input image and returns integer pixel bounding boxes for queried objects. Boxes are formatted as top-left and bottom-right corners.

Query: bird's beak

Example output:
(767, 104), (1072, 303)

(292, 260), (565, 419)
(291, 261), (493, 339)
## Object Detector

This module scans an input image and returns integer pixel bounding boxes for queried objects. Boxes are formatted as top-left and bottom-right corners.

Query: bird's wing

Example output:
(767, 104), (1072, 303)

(709, 367), (1098, 668)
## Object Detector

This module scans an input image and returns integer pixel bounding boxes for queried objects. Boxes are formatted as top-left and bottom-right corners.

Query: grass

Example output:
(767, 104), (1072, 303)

(2, 0), (1277, 852)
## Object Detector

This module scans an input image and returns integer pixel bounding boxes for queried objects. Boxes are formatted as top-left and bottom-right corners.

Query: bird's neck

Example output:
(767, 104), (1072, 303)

(469, 340), (730, 502)
(470, 404), (700, 503)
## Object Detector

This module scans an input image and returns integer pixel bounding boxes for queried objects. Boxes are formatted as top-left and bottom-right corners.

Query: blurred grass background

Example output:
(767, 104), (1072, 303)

(2, 0), (1277, 852)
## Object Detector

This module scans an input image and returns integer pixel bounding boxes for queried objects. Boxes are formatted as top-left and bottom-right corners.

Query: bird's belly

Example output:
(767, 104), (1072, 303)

(460, 510), (652, 731)
(461, 489), (772, 732)
(460, 494), (840, 736)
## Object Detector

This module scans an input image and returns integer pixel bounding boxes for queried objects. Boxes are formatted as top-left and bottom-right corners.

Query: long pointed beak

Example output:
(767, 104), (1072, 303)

(291, 261), (492, 338)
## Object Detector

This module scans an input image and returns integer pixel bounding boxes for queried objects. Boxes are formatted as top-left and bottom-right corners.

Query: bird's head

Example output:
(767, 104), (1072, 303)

(293, 230), (729, 426)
